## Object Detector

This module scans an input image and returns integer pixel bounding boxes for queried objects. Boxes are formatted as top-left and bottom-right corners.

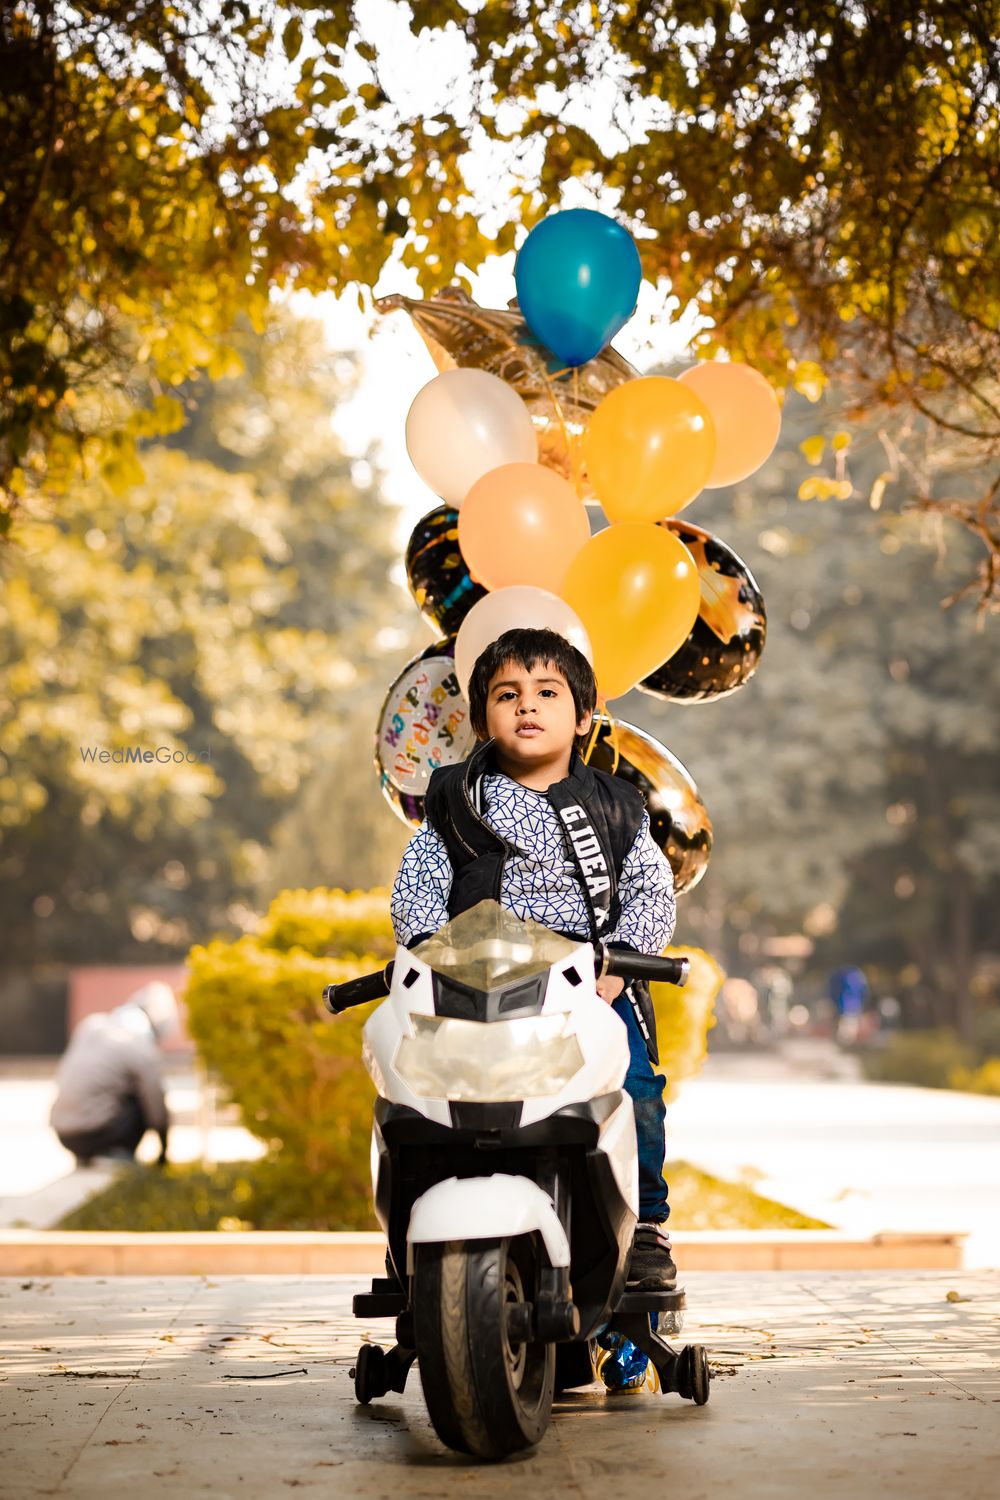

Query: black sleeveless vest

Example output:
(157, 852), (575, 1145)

(422, 740), (660, 1062)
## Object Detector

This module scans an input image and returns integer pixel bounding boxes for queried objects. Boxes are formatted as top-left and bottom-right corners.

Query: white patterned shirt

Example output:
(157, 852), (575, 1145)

(390, 772), (676, 953)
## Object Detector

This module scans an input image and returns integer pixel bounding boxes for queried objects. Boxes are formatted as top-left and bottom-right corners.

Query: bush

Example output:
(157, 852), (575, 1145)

(862, 1028), (976, 1090)
(949, 1058), (1000, 1097)
(184, 890), (724, 1229)
(650, 947), (724, 1102)
(184, 886), (395, 1227)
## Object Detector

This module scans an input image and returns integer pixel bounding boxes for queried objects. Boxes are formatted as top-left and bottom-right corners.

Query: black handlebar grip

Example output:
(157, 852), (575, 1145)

(602, 951), (690, 988)
(323, 963), (394, 1014)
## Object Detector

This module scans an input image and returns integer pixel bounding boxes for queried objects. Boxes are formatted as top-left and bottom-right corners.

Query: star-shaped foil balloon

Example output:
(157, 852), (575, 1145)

(376, 286), (637, 500)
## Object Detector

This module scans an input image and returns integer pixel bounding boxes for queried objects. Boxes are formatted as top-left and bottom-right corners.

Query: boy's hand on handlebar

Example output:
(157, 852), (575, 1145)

(595, 974), (625, 1004)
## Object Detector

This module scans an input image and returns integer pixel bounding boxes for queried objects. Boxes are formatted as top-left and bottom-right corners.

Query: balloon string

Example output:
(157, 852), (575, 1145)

(607, 710), (621, 775)
(541, 367), (583, 499)
(582, 704), (603, 765)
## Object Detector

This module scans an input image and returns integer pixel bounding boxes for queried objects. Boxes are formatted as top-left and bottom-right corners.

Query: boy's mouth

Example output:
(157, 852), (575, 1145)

(515, 722), (543, 736)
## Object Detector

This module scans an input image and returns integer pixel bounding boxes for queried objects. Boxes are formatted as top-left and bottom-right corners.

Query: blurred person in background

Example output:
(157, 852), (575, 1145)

(49, 982), (178, 1168)
(829, 964), (871, 1046)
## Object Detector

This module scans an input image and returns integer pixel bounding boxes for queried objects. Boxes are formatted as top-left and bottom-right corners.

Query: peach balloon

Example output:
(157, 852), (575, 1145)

(584, 376), (716, 523)
(560, 523), (701, 701)
(458, 463), (590, 592)
(454, 586), (593, 699)
(677, 362), (781, 488)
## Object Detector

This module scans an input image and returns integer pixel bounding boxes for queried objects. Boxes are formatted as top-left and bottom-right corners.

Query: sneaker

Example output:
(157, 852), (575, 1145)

(593, 1330), (659, 1393)
(626, 1222), (677, 1290)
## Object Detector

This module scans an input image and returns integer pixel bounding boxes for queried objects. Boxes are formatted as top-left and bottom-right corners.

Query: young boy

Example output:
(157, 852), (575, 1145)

(390, 625), (677, 1294)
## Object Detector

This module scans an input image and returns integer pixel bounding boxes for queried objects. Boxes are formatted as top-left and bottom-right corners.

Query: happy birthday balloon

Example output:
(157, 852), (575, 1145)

(638, 520), (767, 703)
(586, 377), (717, 522)
(405, 504), (487, 636)
(375, 637), (476, 826)
(560, 523), (701, 700)
(454, 586), (593, 699)
(677, 362), (781, 488)
(585, 716), (713, 893)
(458, 463), (590, 592)
(515, 209), (642, 367)
(405, 368), (537, 505)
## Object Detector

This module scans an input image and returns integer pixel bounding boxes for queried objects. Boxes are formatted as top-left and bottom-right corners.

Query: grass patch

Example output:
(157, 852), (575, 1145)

(665, 1161), (829, 1230)
(57, 1157), (828, 1233)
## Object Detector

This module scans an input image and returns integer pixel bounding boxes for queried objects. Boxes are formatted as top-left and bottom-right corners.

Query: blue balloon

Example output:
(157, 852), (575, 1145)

(514, 208), (642, 367)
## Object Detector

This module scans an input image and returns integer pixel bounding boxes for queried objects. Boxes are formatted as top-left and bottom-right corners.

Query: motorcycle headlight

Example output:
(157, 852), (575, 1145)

(393, 1011), (584, 1102)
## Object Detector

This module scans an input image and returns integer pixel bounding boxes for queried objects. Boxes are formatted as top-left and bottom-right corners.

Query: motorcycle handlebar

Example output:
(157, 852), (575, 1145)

(323, 944), (691, 1014)
(600, 950), (690, 988)
(323, 963), (394, 1014)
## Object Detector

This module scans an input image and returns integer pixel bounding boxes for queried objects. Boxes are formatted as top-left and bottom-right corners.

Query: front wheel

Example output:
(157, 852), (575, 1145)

(413, 1236), (555, 1460)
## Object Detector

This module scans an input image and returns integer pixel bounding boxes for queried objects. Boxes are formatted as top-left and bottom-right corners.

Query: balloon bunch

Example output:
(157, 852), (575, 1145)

(375, 208), (781, 893)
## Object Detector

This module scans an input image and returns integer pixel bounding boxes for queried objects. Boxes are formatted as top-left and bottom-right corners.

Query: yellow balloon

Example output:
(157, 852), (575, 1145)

(585, 376), (716, 522)
(677, 362), (781, 488)
(560, 524), (702, 701)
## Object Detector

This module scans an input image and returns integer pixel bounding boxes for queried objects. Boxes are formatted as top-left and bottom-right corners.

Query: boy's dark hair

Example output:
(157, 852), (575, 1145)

(467, 627), (598, 741)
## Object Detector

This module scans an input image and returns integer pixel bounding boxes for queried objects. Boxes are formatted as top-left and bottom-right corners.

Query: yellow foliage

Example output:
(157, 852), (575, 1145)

(649, 946), (725, 1102)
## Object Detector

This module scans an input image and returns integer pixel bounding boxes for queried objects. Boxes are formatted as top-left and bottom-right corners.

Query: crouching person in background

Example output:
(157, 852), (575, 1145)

(50, 982), (178, 1168)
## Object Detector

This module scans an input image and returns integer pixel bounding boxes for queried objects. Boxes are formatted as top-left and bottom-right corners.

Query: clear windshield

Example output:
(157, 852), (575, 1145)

(412, 899), (582, 991)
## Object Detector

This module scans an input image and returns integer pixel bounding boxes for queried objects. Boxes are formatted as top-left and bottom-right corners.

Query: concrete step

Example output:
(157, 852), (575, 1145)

(0, 1228), (965, 1277)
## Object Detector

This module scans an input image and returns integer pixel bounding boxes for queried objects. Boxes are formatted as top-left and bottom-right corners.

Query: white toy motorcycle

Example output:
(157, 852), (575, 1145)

(324, 899), (710, 1461)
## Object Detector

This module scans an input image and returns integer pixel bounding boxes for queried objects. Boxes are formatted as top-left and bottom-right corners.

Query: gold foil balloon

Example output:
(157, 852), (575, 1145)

(584, 715), (713, 893)
(376, 286), (637, 502)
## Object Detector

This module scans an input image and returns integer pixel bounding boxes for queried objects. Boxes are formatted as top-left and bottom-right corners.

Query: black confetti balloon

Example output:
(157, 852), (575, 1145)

(637, 520), (766, 704)
(405, 504), (488, 637)
(585, 715), (712, 894)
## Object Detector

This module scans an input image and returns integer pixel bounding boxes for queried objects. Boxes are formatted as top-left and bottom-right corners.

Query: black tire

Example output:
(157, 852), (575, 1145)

(354, 1343), (387, 1405)
(413, 1237), (555, 1460)
(690, 1345), (710, 1406)
(555, 1341), (596, 1392)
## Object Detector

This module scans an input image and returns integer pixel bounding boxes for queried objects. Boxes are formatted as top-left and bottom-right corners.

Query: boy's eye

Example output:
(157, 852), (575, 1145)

(540, 689), (556, 697)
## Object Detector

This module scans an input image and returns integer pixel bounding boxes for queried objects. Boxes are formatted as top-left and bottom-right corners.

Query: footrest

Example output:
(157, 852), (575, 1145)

(616, 1287), (686, 1314)
(352, 1292), (408, 1318)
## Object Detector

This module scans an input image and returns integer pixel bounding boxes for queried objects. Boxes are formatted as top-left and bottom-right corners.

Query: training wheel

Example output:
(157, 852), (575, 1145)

(688, 1345), (710, 1405)
(353, 1343), (388, 1405)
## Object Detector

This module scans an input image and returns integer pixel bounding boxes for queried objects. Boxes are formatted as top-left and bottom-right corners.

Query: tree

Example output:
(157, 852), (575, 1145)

(0, 309), (417, 965)
(0, 1), (350, 528)
(629, 391), (1000, 1035)
(314, 1), (1000, 608)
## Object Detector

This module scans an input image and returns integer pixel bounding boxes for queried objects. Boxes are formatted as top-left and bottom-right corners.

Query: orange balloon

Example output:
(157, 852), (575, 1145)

(677, 362), (781, 487)
(585, 376), (716, 523)
(457, 462), (590, 592)
(560, 523), (701, 700)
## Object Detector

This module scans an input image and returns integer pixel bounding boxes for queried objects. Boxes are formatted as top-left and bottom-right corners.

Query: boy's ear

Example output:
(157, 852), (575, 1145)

(576, 707), (594, 736)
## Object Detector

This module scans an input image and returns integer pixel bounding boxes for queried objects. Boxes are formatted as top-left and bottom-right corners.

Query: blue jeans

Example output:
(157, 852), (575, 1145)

(613, 991), (669, 1222)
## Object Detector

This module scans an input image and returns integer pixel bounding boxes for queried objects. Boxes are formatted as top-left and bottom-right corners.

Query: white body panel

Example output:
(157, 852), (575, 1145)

(362, 938), (630, 1128)
(406, 1174), (571, 1271)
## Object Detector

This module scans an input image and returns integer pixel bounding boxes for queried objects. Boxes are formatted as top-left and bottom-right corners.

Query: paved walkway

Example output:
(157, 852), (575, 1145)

(667, 1048), (1000, 1268)
(3, 1271), (997, 1499)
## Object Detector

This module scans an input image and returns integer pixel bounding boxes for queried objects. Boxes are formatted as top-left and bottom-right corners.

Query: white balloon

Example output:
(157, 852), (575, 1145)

(405, 369), (538, 505)
(454, 586), (594, 699)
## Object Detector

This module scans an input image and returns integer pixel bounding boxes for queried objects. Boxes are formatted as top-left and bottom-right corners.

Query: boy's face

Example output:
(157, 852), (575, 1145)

(483, 659), (593, 768)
